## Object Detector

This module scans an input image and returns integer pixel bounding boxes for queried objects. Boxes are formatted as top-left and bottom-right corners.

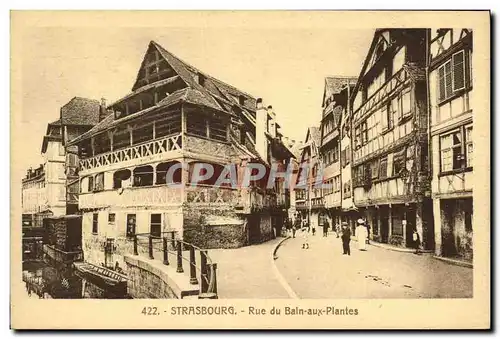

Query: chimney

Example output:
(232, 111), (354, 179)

(99, 97), (108, 122)
(255, 98), (268, 162)
(267, 105), (277, 138)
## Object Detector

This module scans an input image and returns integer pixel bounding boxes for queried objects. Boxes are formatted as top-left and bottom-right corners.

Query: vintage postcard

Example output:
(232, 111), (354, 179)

(10, 10), (490, 330)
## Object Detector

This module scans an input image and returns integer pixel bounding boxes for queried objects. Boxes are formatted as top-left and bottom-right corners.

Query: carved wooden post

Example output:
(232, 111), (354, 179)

(148, 235), (154, 260)
(162, 237), (169, 265)
(189, 245), (198, 285)
(133, 234), (138, 256)
(176, 241), (184, 273)
(200, 250), (208, 293)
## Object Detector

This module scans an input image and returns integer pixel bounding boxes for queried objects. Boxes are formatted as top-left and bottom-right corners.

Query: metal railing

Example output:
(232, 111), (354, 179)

(133, 231), (218, 298)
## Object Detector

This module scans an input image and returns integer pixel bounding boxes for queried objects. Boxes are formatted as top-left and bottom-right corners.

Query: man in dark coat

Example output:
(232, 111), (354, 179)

(341, 222), (351, 255)
(323, 218), (329, 237)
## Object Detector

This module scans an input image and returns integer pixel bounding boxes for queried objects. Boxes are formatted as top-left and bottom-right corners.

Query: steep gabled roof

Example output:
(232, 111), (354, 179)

(69, 40), (292, 163)
(322, 76), (358, 107)
(60, 97), (100, 126)
(69, 87), (211, 144)
(308, 126), (321, 147)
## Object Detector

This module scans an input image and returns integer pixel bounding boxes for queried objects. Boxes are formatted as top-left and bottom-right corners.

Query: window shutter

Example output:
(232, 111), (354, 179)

(438, 66), (446, 101)
(444, 61), (453, 98)
(453, 51), (465, 91)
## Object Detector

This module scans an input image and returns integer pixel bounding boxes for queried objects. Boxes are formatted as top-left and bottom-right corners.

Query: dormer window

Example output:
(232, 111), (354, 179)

(198, 73), (206, 86)
(239, 95), (245, 106)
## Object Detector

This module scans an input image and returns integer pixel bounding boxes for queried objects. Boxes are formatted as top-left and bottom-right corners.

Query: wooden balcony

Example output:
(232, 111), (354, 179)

(79, 133), (182, 173)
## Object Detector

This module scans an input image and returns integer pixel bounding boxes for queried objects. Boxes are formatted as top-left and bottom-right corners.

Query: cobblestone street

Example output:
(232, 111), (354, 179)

(275, 231), (473, 299)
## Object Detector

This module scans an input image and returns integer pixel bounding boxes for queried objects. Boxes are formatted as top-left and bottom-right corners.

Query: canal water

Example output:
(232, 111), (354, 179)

(22, 261), (131, 299)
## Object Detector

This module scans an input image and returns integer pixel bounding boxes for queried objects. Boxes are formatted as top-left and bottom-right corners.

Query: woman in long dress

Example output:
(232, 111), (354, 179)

(356, 219), (368, 251)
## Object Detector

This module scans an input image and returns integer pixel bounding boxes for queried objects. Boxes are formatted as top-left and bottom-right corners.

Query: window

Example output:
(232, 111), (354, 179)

(354, 127), (361, 149)
(150, 214), (162, 237)
(132, 123), (154, 145)
(465, 125), (473, 168)
(186, 112), (228, 142)
(400, 89), (412, 119)
(94, 173), (104, 192)
(334, 176), (341, 193)
(108, 213), (116, 225)
(361, 121), (368, 144)
(333, 143), (339, 163)
(353, 165), (365, 187)
(187, 113), (207, 137)
(381, 105), (389, 130)
(438, 50), (466, 102)
(92, 213), (98, 234)
(393, 148), (407, 177)
(343, 180), (351, 198)
(126, 214), (136, 238)
(58, 143), (65, 156)
(440, 130), (462, 172)
(370, 159), (379, 179)
(390, 97), (398, 129)
(88, 176), (94, 192)
(345, 145), (350, 165)
(379, 156), (388, 180)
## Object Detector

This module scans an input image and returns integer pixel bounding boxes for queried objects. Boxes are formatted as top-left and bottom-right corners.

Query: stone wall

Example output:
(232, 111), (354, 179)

(183, 206), (246, 249)
(259, 214), (273, 242)
(124, 256), (179, 299)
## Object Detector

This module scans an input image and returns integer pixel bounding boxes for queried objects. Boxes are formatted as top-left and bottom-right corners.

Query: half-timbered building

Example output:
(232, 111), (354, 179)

(319, 77), (357, 230)
(295, 127), (322, 229)
(68, 41), (294, 269)
(350, 29), (434, 248)
(428, 29), (473, 261)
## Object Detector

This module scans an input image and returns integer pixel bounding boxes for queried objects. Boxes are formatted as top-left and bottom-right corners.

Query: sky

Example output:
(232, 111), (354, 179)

(18, 25), (374, 173)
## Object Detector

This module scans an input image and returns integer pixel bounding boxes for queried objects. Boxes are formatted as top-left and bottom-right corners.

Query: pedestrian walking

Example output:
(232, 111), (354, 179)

(366, 220), (371, 244)
(323, 218), (329, 237)
(412, 228), (421, 254)
(335, 222), (340, 238)
(341, 222), (351, 255)
(311, 217), (316, 236)
(356, 218), (368, 251)
(292, 218), (299, 238)
(301, 225), (310, 249)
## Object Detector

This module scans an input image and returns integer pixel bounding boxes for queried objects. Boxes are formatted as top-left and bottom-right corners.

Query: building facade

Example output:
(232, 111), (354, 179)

(22, 120), (67, 226)
(295, 127), (322, 229)
(60, 97), (101, 215)
(21, 98), (100, 227)
(428, 29), (473, 261)
(349, 29), (434, 249)
(68, 41), (294, 270)
(319, 77), (357, 231)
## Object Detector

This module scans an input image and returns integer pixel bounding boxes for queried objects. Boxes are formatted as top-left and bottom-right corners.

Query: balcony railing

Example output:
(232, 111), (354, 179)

(353, 68), (409, 123)
(134, 231), (218, 298)
(80, 133), (182, 171)
(185, 184), (240, 206)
